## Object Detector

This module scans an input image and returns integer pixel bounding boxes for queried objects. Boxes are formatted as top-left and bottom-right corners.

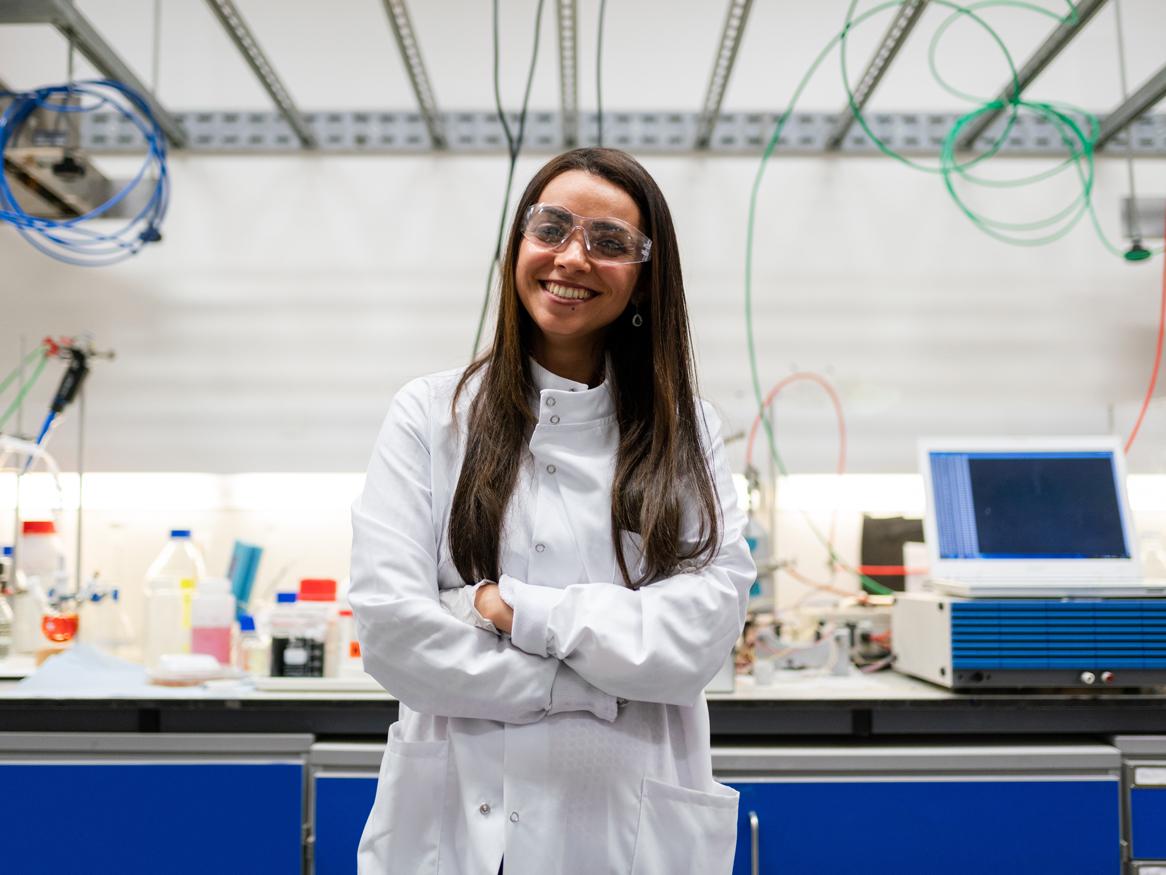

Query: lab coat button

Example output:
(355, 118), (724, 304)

(546, 397), (556, 407)
(546, 464), (556, 474)
(550, 414), (560, 424)
(509, 811), (520, 823)
(479, 803), (491, 816)
(535, 543), (546, 553)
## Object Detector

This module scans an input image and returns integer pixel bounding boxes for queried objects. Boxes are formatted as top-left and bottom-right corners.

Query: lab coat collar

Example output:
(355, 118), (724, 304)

(528, 355), (615, 423)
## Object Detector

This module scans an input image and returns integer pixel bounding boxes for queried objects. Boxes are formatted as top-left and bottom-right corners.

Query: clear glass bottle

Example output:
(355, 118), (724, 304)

(234, 614), (269, 677)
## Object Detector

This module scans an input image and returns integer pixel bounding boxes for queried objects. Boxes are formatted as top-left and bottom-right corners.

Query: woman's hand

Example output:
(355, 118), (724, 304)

(474, 581), (514, 635)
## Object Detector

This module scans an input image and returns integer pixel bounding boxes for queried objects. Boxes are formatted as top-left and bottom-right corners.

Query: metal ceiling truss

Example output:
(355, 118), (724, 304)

(75, 108), (1166, 156)
(203, 0), (315, 149)
(0, 0), (188, 147)
(825, 0), (930, 150)
(1096, 63), (1166, 151)
(379, 0), (446, 149)
(955, 0), (1108, 150)
(695, 0), (754, 150)
(556, 0), (579, 148)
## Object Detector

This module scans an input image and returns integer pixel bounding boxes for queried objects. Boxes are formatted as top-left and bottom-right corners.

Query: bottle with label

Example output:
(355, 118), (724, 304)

(190, 577), (235, 666)
(18, 520), (68, 597)
(336, 608), (366, 679)
(269, 592), (326, 678)
(144, 529), (207, 652)
(234, 614), (269, 677)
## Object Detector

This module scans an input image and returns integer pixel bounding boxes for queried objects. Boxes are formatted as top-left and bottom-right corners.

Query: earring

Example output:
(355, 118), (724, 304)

(631, 304), (644, 328)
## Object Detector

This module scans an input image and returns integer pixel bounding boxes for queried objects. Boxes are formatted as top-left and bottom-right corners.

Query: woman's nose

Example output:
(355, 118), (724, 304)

(554, 227), (590, 269)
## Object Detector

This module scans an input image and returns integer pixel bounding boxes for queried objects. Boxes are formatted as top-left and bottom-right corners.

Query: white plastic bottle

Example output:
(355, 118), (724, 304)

(142, 576), (185, 668)
(190, 577), (235, 666)
(234, 614), (269, 677)
(144, 529), (207, 647)
(18, 520), (67, 594)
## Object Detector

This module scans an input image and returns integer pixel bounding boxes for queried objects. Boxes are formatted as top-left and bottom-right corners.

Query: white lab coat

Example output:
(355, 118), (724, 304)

(349, 358), (755, 875)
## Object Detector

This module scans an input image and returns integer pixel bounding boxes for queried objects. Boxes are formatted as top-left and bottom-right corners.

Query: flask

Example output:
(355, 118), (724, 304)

(234, 614), (269, 677)
(190, 577), (235, 665)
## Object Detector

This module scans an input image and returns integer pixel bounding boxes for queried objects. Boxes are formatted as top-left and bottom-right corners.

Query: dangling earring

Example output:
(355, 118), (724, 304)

(631, 303), (644, 328)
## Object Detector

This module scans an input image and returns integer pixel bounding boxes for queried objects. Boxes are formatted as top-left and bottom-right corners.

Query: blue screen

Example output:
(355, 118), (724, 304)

(930, 451), (1129, 560)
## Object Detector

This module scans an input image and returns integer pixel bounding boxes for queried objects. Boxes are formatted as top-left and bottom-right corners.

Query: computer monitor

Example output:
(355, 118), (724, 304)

(919, 437), (1143, 593)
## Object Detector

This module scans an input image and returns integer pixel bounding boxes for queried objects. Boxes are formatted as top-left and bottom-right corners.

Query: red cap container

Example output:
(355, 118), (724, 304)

(22, 520), (57, 535)
(298, 578), (337, 602)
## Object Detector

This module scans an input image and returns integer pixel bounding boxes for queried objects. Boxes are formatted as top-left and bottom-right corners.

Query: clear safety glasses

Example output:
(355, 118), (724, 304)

(520, 203), (652, 265)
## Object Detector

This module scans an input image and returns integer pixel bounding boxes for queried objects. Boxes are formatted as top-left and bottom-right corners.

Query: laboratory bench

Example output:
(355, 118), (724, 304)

(1, 674), (1165, 874)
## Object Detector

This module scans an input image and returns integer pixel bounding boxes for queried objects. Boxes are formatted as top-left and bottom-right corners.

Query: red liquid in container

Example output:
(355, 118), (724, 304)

(191, 627), (231, 665)
(41, 613), (79, 643)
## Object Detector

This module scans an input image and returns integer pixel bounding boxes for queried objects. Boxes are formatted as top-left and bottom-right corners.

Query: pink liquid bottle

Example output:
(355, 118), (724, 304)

(190, 577), (235, 666)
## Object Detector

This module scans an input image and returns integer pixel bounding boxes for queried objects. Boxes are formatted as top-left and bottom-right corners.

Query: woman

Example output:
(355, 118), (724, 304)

(350, 147), (755, 875)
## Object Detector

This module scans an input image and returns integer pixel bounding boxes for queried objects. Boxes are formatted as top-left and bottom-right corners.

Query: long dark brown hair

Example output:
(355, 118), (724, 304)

(449, 148), (719, 589)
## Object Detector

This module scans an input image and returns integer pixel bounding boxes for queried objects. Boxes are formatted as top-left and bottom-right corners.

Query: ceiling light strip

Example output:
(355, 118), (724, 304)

(955, 0), (1108, 150)
(380, 0), (446, 149)
(204, 0), (316, 148)
(695, 0), (755, 150)
(557, 0), (578, 147)
(825, 0), (930, 150)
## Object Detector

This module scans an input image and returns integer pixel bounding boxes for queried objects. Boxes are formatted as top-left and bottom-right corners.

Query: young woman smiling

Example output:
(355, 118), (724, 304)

(350, 148), (755, 875)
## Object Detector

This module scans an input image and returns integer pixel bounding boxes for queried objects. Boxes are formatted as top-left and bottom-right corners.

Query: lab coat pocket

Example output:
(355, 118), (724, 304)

(629, 776), (740, 875)
(357, 722), (450, 875)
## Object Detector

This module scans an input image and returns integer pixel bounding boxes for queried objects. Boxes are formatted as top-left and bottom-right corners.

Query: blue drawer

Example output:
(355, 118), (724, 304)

(1131, 787), (1166, 859)
(730, 779), (1120, 875)
(314, 775), (378, 875)
(0, 762), (304, 875)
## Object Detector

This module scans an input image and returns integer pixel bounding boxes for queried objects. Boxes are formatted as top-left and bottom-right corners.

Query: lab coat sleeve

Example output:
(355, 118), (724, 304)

(498, 402), (755, 706)
(350, 376), (615, 724)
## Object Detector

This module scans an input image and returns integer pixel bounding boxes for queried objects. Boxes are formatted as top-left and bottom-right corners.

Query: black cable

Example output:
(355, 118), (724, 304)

(471, 0), (547, 359)
(596, 0), (608, 146)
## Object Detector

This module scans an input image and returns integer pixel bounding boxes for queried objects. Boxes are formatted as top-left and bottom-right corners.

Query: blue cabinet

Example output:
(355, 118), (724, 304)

(727, 778), (1120, 875)
(1131, 787), (1166, 859)
(0, 761), (304, 875)
(312, 774), (378, 875)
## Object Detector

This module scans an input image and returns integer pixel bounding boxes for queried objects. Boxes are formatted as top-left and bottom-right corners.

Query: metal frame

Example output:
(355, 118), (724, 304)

(76, 108), (1166, 156)
(695, 0), (754, 150)
(556, 0), (579, 148)
(202, 0), (315, 149)
(379, 0), (445, 149)
(826, 0), (929, 150)
(1097, 64), (1166, 151)
(0, 0), (187, 147)
(955, 0), (1108, 150)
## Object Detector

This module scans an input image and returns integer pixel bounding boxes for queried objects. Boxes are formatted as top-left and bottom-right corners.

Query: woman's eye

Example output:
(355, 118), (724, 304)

(534, 224), (567, 243)
(596, 235), (631, 255)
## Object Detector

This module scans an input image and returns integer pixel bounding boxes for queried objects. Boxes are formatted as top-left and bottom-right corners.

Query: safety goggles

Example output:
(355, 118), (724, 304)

(520, 203), (652, 265)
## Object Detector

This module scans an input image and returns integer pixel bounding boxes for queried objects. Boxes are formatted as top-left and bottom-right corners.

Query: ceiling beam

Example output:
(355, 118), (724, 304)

(203, 0), (315, 148)
(695, 0), (754, 150)
(955, 0), (1107, 150)
(0, 0), (188, 148)
(1096, 63), (1166, 151)
(379, 0), (445, 149)
(825, 0), (929, 150)
(556, 0), (578, 148)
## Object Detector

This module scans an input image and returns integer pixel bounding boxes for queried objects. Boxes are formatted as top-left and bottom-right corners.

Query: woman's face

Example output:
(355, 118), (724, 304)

(515, 170), (644, 355)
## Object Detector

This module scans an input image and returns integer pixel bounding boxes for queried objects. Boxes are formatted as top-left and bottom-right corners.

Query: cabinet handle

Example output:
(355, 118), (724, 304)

(749, 810), (760, 875)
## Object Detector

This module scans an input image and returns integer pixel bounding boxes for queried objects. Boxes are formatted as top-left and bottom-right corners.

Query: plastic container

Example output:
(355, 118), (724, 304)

(298, 578), (339, 677)
(234, 614), (269, 677)
(190, 577), (235, 666)
(144, 530), (207, 648)
(269, 593), (326, 678)
(0, 585), (13, 659)
(142, 575), (185, 668)
(18, 520), (67, 593)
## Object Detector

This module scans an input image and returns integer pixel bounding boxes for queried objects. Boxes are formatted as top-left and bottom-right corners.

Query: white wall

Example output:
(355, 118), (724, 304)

(1, 1), (1165, 604)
